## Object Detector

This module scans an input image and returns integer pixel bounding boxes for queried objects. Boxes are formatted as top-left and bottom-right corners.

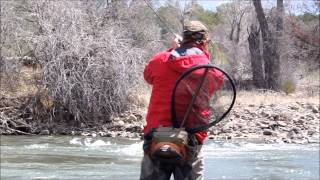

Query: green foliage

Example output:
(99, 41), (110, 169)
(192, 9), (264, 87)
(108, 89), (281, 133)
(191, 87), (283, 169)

(281, 79), (296, 94)
(297, 12), (319, 22)
(156, 3), (221, 35)
(190, 4), (221, 27)
(156, 5), (182, 33)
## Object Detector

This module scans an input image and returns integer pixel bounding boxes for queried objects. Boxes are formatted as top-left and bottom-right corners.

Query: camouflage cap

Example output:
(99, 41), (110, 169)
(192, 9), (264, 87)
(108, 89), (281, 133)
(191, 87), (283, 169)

(182, 21), (209, 44)
(183, 21), (208, 34)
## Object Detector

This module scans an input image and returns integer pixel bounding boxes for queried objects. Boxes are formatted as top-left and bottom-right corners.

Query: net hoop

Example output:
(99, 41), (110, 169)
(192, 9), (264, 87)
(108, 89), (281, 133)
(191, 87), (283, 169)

(171, 64), (237, 133)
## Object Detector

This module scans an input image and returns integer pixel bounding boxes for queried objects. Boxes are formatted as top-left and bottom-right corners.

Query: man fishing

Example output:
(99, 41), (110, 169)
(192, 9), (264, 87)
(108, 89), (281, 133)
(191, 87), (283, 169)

(140, 20), (224, 180)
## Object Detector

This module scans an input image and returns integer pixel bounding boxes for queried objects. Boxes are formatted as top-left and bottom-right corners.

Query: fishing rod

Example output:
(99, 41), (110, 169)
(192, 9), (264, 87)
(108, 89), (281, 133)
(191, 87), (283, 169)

(143, 0), (176, 36)
(143, 0), (237, 131)
(142, 0), (219, 48)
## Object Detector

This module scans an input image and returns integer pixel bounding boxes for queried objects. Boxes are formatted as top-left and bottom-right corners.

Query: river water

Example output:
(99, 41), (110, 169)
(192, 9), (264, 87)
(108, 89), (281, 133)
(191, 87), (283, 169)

(0, 136), (319, 180)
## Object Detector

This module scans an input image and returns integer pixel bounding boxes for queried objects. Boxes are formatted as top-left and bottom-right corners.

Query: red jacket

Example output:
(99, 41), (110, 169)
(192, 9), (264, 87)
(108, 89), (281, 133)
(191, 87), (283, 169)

(143, 47), (223, 144)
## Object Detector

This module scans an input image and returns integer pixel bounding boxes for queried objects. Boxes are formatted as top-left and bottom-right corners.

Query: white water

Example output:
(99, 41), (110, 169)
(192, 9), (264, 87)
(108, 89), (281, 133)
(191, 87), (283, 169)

(1, 136), (319, 179)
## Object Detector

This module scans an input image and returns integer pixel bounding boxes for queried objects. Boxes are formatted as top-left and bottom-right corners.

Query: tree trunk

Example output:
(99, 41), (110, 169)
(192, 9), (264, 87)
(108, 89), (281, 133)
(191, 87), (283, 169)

(235, 22), (241, 43)
(229, 21), (235, 41)
(235, 11), (245, 44)
(253, 0), (281, 90)
(248, 24), (264, 88)
(275, 0), (284, 83)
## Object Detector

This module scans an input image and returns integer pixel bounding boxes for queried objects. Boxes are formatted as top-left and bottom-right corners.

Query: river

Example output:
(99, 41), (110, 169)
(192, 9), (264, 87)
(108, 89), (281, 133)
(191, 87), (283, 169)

(0, 136), (319, 180)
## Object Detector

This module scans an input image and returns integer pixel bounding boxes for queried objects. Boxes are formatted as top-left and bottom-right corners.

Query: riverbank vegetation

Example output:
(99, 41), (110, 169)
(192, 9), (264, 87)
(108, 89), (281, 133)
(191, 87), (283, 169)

(1, 0), (319, 143)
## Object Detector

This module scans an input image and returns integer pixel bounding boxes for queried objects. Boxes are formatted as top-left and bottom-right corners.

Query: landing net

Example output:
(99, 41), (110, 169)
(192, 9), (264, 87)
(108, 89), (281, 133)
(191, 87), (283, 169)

(171, 64), (236, 133)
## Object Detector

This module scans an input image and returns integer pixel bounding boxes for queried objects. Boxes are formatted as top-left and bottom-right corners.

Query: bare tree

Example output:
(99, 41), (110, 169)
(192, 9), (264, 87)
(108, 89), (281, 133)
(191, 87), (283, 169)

(248, 23), (264, 88)
(284, 1), (320, 80)
(217, 0), (250, 44)
(253, 0), (281, 91)
(211, 1), (252, 88)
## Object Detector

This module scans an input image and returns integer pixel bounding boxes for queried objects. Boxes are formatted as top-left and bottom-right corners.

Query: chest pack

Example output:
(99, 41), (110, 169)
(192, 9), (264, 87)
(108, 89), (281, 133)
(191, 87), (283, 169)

(148, 127), (190, 164)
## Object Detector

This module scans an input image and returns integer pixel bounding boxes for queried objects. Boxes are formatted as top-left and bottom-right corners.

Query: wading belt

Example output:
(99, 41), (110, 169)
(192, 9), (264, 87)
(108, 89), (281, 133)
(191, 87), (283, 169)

(148, 127), (191, 164)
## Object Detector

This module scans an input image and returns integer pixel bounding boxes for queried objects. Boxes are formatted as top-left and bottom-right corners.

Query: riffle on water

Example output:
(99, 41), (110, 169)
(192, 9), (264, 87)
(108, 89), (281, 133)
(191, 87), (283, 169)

(1, 136), (319, 180)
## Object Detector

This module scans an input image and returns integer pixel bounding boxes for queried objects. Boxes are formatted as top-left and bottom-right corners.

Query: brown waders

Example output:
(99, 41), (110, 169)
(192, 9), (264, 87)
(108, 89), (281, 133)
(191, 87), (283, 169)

(140, 128), (204, 180)
(140, 145), (203, 180)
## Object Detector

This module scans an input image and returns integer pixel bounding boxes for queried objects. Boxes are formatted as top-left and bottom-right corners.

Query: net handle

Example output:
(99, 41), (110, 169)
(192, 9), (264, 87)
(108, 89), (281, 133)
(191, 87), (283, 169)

(180, 68), (209, 128)
(170, 64), (237, 133)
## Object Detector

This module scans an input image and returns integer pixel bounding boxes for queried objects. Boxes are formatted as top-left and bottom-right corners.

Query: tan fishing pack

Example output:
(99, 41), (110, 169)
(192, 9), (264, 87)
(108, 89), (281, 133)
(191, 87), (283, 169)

(149, 127), (189, 164)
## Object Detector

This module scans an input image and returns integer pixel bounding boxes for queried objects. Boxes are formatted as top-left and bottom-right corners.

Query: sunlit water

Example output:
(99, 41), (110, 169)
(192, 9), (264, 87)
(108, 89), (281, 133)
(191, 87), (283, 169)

(1, 136), (319, 180)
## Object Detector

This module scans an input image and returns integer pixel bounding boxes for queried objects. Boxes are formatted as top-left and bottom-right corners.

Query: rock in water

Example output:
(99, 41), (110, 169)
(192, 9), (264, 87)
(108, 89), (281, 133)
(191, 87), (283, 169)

(263, 130), (273, 136)
(39, 129), (50, 135)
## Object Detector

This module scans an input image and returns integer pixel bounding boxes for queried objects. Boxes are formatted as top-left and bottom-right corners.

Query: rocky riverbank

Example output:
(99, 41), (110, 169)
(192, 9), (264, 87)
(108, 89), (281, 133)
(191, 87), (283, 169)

(106, 101), (319, 144)
(209, 101), (319, 144)
(1, 97), (319, 144)
(47, 101), (320, 144)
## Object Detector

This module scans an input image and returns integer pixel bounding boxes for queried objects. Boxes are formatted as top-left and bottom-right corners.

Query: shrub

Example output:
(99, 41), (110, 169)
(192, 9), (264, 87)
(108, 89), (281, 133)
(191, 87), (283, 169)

(2, 1), (163, 126)
(281, 79), (296, 94)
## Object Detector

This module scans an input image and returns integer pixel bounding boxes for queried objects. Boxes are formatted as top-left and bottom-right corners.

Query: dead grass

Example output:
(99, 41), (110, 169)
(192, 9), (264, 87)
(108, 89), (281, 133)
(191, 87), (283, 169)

(0, 66), (42, 98)
(237, 70), (319, 106)
(236, 90), (319, 106)
(295, 70), (320, 97)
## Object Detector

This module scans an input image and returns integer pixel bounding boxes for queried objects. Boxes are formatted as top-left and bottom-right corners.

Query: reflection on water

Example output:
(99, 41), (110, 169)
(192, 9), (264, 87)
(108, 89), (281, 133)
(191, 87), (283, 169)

(1, 136), (319, 180)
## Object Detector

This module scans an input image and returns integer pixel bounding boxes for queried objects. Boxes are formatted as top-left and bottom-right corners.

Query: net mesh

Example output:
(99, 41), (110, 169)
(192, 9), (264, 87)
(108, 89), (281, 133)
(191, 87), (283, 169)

(172, 65), (235, 133)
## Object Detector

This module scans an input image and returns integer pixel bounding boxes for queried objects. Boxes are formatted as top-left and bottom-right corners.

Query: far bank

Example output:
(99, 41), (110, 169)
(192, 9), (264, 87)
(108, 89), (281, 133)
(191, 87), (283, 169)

(1, 91), (319, 144)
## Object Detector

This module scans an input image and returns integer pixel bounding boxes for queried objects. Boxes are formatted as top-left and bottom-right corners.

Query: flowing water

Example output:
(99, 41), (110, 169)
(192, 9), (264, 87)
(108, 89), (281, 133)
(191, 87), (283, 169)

(1, 136), (319, 180)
